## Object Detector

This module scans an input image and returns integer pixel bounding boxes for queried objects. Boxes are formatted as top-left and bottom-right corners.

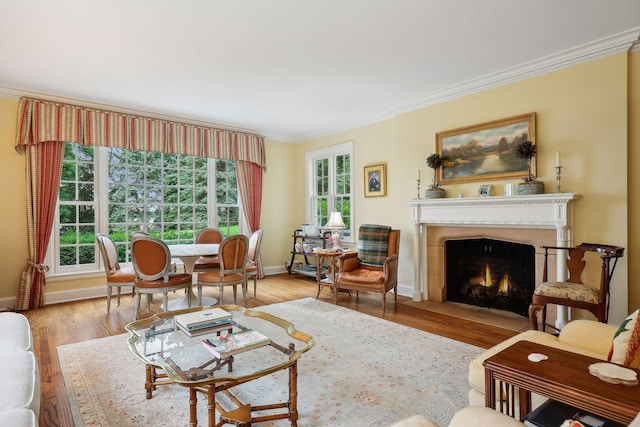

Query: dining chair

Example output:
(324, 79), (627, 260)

(197, 234), (249, 306)
(245, 230), (263, 297)
(193, 227), (224, 272)
(95, 233), (136, 313)
(528, 243), (625, 331)
(131, 234), (193, 319)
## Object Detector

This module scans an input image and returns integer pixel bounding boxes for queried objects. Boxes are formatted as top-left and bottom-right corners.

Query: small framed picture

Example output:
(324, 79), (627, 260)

(478, 184), (492, 197)
(364, 163), (387, 197)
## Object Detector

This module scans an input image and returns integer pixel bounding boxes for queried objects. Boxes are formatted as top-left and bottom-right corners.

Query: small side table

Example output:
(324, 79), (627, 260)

(314, 249), (353, 303)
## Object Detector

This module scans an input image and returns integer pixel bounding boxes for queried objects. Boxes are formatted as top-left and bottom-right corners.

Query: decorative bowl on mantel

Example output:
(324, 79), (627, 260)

(518, 181), (544, 195)
(424, 187), (445, 199)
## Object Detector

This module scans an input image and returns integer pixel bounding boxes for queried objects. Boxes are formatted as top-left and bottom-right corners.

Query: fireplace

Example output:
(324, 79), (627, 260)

(406, 193), (580, 328)
(445, 238), (535, 317)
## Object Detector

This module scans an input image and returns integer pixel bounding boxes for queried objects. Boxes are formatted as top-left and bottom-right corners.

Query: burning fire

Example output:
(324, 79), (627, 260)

(497, 274), (510, 296)
(480, 265), (511, 296)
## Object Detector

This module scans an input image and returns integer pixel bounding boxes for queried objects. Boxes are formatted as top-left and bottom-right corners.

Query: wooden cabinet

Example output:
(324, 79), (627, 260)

(287, 229), (331, 279)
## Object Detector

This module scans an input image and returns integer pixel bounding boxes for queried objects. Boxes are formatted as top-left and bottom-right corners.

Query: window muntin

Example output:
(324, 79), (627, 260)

(306, 142), (353, 239)
(50, 142), (241, 275)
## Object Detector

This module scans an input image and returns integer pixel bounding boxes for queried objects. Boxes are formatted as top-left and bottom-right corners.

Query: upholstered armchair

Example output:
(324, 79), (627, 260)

(335, 225), (400, 313)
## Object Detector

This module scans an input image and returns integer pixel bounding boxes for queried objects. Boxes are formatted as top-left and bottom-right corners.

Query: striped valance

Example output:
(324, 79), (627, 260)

(15, 97), (267, 169)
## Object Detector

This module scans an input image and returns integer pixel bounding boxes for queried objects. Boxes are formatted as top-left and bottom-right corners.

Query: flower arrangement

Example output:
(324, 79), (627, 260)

(426, 153), (443, 189)
(514, 140), (537, 182)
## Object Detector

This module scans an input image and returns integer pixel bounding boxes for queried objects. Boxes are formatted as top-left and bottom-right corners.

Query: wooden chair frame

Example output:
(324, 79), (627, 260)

(528, 243), (624, 331)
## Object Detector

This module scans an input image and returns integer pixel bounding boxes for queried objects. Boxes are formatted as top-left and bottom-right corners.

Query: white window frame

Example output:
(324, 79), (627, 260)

(46, 145), (245, 280)
(305, 141), (353, 242)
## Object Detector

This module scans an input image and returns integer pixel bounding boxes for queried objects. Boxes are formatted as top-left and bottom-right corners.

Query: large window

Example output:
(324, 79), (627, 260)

(306, 142), (353, 240)
(51, 142), (242, 276)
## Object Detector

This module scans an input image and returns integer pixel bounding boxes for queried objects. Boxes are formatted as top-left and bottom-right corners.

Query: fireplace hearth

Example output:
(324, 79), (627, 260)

(445, 238), (535, 317)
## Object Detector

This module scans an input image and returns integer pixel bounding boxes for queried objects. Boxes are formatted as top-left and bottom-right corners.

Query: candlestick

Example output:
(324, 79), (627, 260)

(416, 178), (421, 199)
(555, 151), (561, 167)
(555, 166), (562, 193)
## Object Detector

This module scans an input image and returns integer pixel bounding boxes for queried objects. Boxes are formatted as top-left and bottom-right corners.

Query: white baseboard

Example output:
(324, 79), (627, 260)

(0, 265), (412, 310)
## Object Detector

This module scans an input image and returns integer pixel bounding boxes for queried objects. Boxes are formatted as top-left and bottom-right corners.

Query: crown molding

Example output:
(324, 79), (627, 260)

(293, 27), (640, 142)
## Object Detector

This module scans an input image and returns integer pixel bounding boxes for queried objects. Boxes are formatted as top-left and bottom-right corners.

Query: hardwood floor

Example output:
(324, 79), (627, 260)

(23, 274), (520, 426)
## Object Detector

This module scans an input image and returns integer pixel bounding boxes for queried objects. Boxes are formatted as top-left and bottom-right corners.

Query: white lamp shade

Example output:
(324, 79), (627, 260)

(325, 212), (346, 229)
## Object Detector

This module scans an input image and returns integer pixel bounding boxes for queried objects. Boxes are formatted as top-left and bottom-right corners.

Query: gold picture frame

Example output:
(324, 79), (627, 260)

(436, 113), (536, 184)
(364, 163), (387, 197)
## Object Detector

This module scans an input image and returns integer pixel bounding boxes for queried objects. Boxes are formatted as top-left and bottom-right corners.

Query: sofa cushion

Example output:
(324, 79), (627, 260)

(0, 408), (38, 427)
(0, 352), (40, 417)
(0, 312), (33, 352)
(608, 309), (640, 368)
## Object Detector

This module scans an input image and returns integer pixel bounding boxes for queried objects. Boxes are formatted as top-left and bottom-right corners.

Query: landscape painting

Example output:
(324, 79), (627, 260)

(436, 113), (536, 184)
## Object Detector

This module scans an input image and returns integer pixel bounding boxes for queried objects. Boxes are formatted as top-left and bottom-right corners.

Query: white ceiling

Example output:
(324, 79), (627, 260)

(0, 1), (639, 142)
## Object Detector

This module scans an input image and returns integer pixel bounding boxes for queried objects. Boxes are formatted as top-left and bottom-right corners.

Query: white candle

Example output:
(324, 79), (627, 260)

(555, 152), (561, 167)
(417, 169), (420, 180)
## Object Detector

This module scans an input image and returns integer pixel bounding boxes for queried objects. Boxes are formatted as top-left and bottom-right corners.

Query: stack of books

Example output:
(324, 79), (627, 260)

(174, 307), (233, 337)
(202, 329), (271, 358)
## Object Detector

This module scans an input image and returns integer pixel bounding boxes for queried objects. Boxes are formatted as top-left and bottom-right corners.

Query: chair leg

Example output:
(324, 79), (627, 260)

(232, 285), (238, 304)
(219, 285), (224, 304)
(197, 284), (203, 306)
(134, 291), (141, 320)
(116, 286), (122, 306)
(146, 294), (152, 311)
(107, 285), (112, 313)
(253, 276), (257, 298)
(162, 291), (169, 312)
(382, 294), (386, 313)
(528, 303), (543, 330)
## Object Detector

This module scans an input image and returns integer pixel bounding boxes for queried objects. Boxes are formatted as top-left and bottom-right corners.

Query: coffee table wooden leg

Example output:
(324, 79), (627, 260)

(189, 387), (198, 427)
(289, 359), (299, 426)
(207, 384), (216, 427)
(145, 365), (153, 399)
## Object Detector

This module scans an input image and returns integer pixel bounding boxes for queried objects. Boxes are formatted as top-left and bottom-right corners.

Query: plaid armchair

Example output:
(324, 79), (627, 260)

(335, 224), (400, 313)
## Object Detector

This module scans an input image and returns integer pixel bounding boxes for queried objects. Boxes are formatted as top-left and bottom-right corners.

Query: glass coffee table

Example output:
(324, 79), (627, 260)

(126, 304), (315, 427)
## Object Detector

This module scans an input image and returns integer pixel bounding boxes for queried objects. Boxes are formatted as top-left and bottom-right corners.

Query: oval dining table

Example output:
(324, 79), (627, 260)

(165, 243), (220, 310)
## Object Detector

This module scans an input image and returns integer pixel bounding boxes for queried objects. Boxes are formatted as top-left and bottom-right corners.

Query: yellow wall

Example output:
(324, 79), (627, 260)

(0, 51), (637, 322)
(296, 52), (634, 323)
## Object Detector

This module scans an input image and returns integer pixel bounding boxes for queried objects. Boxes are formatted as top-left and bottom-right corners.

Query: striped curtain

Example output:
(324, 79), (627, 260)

(16, 142), (65, 310)
(237, 160), (264, 278)
(14, 97), (266, 310)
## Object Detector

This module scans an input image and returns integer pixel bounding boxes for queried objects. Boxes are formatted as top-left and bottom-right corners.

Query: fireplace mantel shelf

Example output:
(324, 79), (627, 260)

(406, 193), (580, 228)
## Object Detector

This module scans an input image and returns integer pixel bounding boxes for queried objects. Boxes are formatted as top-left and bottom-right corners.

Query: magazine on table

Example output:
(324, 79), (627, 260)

(202, 329), (271, 358)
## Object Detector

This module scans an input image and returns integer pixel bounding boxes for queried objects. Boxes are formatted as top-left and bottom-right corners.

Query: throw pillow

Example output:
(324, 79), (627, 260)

(608, 309), (640, 368)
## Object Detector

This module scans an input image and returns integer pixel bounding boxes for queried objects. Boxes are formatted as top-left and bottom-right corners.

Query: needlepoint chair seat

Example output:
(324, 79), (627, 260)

(528, 242), (624, 331)
(335, 224), (400, 313)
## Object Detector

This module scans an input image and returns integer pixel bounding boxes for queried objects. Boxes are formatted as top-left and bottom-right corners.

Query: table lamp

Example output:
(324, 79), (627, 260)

(325, 211), (346, 250)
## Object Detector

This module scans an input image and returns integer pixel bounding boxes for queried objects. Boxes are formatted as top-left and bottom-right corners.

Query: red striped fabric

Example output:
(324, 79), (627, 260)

(15, 97), (266, 169)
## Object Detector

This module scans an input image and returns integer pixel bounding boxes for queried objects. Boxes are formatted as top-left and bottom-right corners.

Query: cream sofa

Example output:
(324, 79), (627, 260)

(389, 407), (525, 427)
(0, 312), (40, 427)
(468, 319), (618, 408)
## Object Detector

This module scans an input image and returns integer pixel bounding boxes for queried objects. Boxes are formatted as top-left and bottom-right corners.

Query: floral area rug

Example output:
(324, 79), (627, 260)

(58, 297), (482, 426)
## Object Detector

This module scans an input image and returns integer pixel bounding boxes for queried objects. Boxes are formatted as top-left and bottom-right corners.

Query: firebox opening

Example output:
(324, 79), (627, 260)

(445, 238), (535, 317)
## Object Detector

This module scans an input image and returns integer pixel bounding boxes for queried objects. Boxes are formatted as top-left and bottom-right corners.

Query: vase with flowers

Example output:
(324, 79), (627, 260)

(424, 153), (446, 198)
(514, 140), (544, 194)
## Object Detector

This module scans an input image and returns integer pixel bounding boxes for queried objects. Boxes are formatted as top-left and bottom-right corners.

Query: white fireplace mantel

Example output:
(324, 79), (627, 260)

(405, 193), (580, 328)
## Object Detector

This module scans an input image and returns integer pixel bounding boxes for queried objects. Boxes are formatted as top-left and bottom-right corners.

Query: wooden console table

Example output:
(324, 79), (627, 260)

(483, 340), (640, 424)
